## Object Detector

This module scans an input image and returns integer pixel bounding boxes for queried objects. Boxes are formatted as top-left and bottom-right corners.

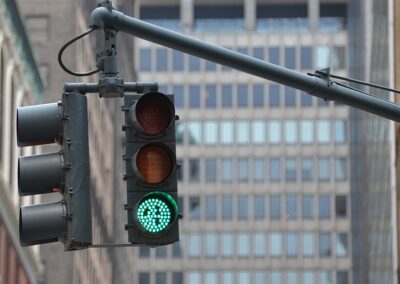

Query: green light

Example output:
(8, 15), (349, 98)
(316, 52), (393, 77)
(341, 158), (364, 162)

(136, 192), (177, 234)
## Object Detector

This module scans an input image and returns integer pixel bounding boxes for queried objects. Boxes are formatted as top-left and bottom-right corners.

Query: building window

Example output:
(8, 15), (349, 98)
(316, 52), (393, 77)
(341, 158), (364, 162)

(221, 121), (234, 144)
(156, 48), (168, 71)
(336, 233), (348, 256)
(335, 195), (347, 218)
(301, 47), (312, 69)
(139, 246), (150, 258)
(334, 120), (346, 143)
(317, 120), (330, 143)
(253, 84), (264, 107)
(319, 195), (331, 219)
(222, 159), (233, 182)
(254, 159), (265, 182)
(188, 234), (201, 257)
(285, 47), (296, 69)
(222, 196), (233, 220)
(173, 272), (183, 284)
(286, 233), (298, 257)
(254, 272), (266, 284)
(172, 50), (184, 71)
(237, 121), (250, 144)
(238, 195), (249, 220)
(25, 15), (50, 42)
(285, 120), (297, 144)
(155, 246), (166, 258)
(270, 158), (281, 182)
(336, 271), (349, 284)
(287, 272), (298, 284)
(189, 55), (200, 71)
(253, 234), (266, 257)
(205, 60), (217, 71)
(269, 233), (282, 256)
(205, 272), (217, 284)
(204, 121), (218, 144)
(301, 91), (312, 106)
(318, 158), (330, 181)
(205, 159), (217, 182)
(270, 195), (281, 220)
(221, 233), (234, 257)
(254, 195), (265, 219)
(269, 84), (280, 107)
(205, 196), (217, 220)
(237, 85), (248, 107)
(205, 233), (217, 257)
(269, 121), (281, 144)
(237, 233), (250, 257)
(303, 272), (316, 284)
(285, 87), (296, 107)
(271, 272), (282, 284)
(301, 158), (313, 181)
(238, 271), (250, 284)
(320, 272), (332, 284)
(189, 85), (200, 108)
(139, 272), (150, 284)
(303, 233), (315, 257)
(253, 47), (264, 60)
(222, 85), (232, 107)
(332, 46), (346, 70)
(139, 48), (151, 71)
(189, 159), (200, 182)
(238, 159), (249, 182)
(285, 158), (297, 181)
(302, 195), (314, 219)
(189, 196), (201, 220)
(300, 120), (313, 144)
(172, 240), (183, 257)
(156, 273), (167, 284)
(205, 85), (217, 108)
(269, 47), (280, 65)
(319, 233), (331, 257)
(187, 121), (202, 145)
(335, 158), (347, 181)
(316, 46), (330, 69)
(173, 85), (184, 108)
(188, 272), (201, 284)
(252, 121), (266, 144)
(285, 194), (297, 219)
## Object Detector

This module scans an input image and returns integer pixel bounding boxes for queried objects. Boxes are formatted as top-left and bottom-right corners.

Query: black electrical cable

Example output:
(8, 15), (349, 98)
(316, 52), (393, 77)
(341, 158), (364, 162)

(331, 73), (400, 94)
(58, 27), (100, 77)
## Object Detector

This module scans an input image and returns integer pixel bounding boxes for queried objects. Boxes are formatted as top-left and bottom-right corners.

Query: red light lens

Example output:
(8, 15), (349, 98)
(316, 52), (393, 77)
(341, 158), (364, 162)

(136, 145), (173, 184)
(136, 94), (172, 136)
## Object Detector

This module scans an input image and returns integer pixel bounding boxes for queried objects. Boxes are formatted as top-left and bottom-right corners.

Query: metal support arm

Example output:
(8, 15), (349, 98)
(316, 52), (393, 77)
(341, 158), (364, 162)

(90, 6), (400, 122)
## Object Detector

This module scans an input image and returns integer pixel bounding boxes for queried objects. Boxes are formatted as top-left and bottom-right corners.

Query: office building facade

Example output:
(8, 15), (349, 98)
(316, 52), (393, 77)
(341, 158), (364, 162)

(133, 0), (350, 283)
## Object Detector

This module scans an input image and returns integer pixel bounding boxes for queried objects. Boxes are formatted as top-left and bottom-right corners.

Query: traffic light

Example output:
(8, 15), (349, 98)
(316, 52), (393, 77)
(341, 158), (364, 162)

(17, 92), (92, 251)
(123, 91), (179, 246)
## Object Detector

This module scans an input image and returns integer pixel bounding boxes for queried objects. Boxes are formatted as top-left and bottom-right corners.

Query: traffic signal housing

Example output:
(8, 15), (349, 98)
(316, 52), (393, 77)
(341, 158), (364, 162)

(17, 92), (92, 250)
(123, 91), (179, 246)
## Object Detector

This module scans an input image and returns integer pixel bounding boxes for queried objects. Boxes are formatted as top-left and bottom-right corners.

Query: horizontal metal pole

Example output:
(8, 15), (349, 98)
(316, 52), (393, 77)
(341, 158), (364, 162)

(64, 81), (159, 94)
(90, 7), (400, 122)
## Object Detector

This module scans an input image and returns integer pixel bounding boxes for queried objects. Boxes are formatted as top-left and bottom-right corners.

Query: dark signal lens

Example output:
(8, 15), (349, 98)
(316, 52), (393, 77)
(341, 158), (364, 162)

(136, 93), (173, 136)
(136, 145), (173, 184)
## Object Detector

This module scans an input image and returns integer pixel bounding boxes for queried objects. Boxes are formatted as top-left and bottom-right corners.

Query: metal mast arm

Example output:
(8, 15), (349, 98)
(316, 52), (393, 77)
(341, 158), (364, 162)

(90, 6), (400, 122)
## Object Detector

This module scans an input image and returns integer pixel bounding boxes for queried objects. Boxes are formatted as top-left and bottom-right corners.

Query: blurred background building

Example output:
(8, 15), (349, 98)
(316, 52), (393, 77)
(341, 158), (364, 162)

(134, 0), (351, 283)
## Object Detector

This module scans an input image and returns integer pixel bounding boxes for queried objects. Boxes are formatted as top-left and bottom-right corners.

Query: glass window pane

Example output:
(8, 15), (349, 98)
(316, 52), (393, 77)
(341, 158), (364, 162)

(285, 159), (297, 181)
(222, 85), (232, 107)
(188, 234), (201, 257)
(238, 159), (249, 182)
(206, 85), (217, 108)
(189, 85), (200, 108)
(269, 233), (282, 256)
(172, 240), (183, 257)
(155, 246), (166, 258)
(303, 272), (315, 284)
(189, 159), (200, 182)
(270, 158), (281, 182)
(156, 272), (167, 284)
(140, 48), (151, 71)
(172, 50), (184, 71)
(319, 195), (331, 219)
(205, 272), (217, 284)
(269, 47), (280, 65)
(269, 84), (280, 107)
(173, 272), (183, 284)
(335, 195), (347, 218)
(221, 233), (233, 257)
(173, 85), (184, 108)
(335, 158), (347, 181)
(139, 272), (150, 284)
(222, 272), (234, 284)
(336, 271), (348, 284)
(285, 194), (297, 219)
(187, 121), (202, 144)
(286, 233), (298, 257)
(189, 196), (200, 220)
(334, 120), (346, 143)
(189, 55), (200, 71)
(252, 120), (266, 144)
(316, 46), (330, 69)
(285, 120), (297, 144)
(253, 84), (264, 107)
(269, 121), (281, 144)
(237, 121), (250, 144)
(271, 272), (282, 284)
(221, 121), (234, 144)
(237, 234), (250, 257)
(301, 91), (312, 106)
(254, 272), (266, 284)
(300, 120), (313, 144)
(285, 87), (296, 107)
(188, 272), (201, 284)
(336, 233), (348, 256)
(253, 47), (264, 60)
(238, 272), (250, 284)
(254, 159), (265, 182)
(139, 246), (150, 257)
(318, 158), (330, 181)
(156, 48), (168, 71)
(238, 195), (248, 219)
(319, 233), (331, 257)
(301, 47), (312, 69)
(303, 233), (315, 257)
(270, 195), (281, 220)
(253, 233), (265, 257)
(205, 159), (217, 182)
(254, 195), (265, 219)
(206, 196), (217, 220)
(205, 60), (217, 71)
(238, 85), (248, 107)
(317, 120), (330, 143)
(302, 195), (314, 219)
(222, 196), (232, 220)
(333, 46), (346, 70)
(222, 159), (233, 182)
(205, 233), (217, 257)
(204, 121), (218, 144)
(319, 272), (332, 284)
(285, 47), (296, 69)
(301, 158), (313, 181)
(287, 271), (298, 284)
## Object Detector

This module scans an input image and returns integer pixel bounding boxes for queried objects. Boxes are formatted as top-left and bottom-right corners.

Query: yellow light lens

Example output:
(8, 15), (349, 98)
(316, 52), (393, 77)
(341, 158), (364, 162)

(136, 145), (173, 184)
